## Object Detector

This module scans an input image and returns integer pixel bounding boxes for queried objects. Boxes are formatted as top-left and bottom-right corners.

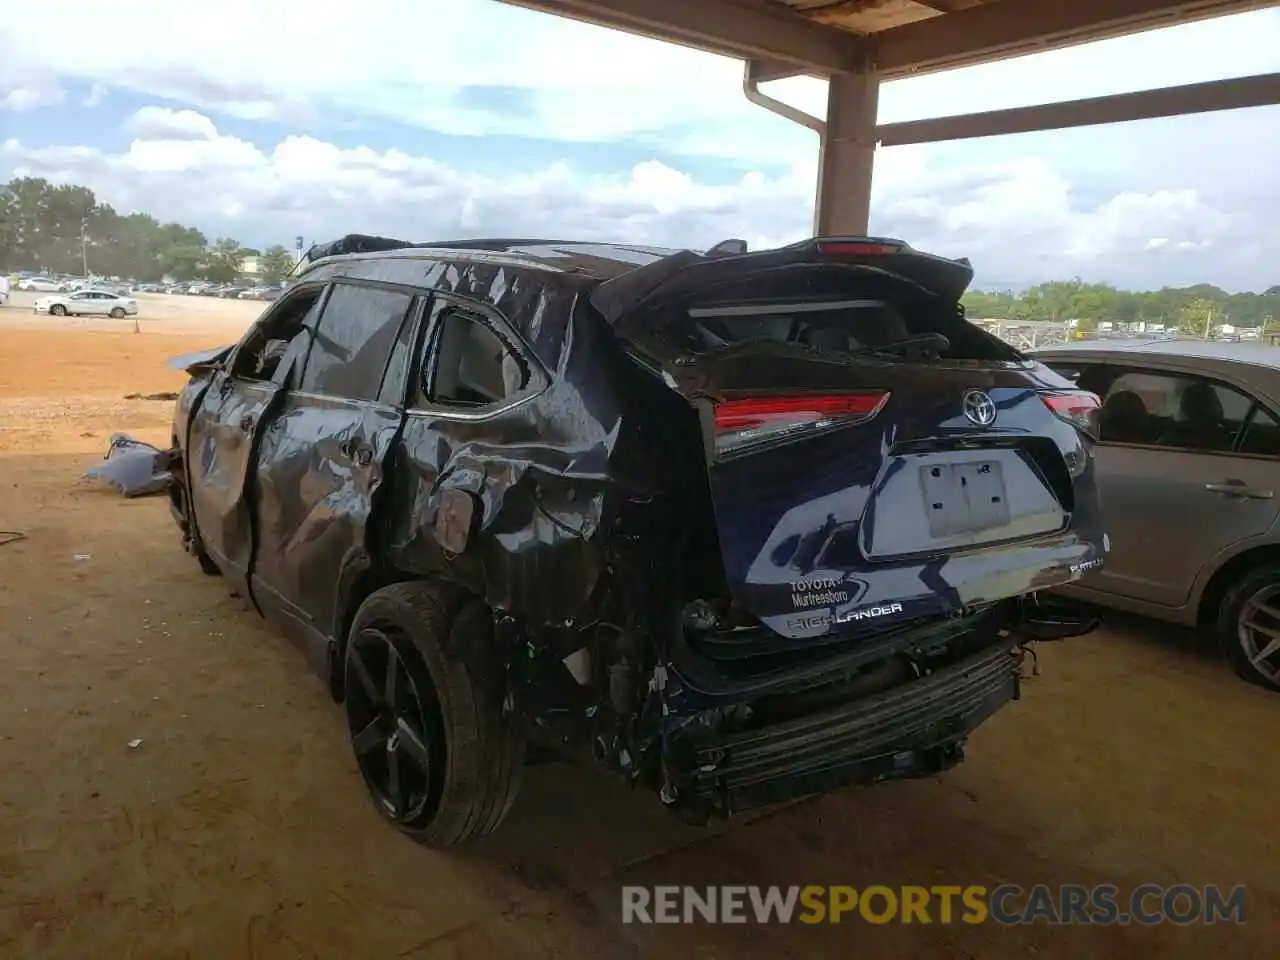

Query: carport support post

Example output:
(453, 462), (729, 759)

(814, 69), (880, 237)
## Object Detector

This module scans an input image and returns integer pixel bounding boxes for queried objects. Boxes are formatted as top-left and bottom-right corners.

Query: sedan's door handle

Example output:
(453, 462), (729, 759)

(1205, 481), (1274, 500)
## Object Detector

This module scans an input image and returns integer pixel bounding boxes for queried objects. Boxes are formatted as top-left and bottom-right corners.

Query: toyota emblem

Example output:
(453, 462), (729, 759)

(962, 389), (997, 427)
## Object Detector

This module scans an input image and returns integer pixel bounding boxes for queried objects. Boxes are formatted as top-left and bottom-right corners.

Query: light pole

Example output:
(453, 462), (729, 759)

(80, 218), (89, 278)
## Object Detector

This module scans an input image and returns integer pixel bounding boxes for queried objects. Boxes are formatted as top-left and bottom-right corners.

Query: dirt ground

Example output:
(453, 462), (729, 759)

(0, 291), (1276, 959)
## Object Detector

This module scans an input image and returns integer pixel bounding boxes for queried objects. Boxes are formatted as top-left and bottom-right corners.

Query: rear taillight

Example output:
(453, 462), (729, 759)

(1041, 391), (1101, 438)
(713, 392), (889, 457)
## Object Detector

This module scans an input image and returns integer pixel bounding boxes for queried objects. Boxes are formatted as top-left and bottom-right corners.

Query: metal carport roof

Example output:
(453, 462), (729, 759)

(497, 0), (1280, 234)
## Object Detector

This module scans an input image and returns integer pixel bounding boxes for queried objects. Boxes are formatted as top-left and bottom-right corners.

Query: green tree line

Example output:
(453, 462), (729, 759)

(962, 279), (1280, 335)
(4, 177), (1277, 320)
(0, 177), (297, 283)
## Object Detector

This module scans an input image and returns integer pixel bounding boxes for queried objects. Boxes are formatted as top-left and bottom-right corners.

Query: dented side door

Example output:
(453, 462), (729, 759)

(186, 369), (280, 598)
(247, 282), (421, 643)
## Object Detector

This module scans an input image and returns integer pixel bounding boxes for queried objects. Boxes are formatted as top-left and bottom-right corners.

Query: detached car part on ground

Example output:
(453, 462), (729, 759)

(159, 234), (1107, 846)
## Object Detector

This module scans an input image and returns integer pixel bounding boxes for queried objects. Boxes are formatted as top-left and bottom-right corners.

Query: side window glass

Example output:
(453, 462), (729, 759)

(1045, 364), (1083, 383)
(1238, 406), (1280, 458)
(1159, 377), (1250, 453)
(1099, 369), (1251, 452)
(229, 286), (324, 383)
(1045, 362), (1112, 397)
(377, 297), (423, 406)
(300, 284), (413, 401)
(423, 308), (529, 408)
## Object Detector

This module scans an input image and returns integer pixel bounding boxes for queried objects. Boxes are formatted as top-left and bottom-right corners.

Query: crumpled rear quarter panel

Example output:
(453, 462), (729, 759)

(383, 272), (662, 628)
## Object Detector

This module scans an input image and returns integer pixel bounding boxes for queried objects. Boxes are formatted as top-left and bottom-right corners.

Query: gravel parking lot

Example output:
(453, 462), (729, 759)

(0, 292), (1275, 958)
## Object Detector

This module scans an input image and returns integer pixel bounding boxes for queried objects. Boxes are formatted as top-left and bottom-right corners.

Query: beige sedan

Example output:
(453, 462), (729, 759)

(1034, 338), (1280, 691)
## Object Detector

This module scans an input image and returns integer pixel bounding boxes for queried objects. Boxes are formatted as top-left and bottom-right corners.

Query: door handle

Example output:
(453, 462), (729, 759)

(239, 414), (256, 431)
(1205, 481), (1273, 500)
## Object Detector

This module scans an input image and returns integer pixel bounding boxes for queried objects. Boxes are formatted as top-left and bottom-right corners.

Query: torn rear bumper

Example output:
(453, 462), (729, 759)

(681, 641), (1019, 816)
(82, 433), (179, 498)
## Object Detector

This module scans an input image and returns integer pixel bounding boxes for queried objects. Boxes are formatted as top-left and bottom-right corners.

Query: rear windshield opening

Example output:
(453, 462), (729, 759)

(687, 298), (916, 351)
(663, 267), (1016, 363)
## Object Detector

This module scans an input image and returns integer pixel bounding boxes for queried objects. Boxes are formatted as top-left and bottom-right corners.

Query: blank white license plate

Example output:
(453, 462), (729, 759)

(920, 461), (1010, 538)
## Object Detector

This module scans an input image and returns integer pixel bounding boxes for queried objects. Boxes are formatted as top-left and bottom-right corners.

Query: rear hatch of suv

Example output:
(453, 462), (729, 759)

(593, 237), (1106, 642)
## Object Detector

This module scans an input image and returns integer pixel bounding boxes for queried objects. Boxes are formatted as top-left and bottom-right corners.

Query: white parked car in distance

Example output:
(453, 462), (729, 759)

(19, 277), (70, 293)
(34, 289), (139, 318)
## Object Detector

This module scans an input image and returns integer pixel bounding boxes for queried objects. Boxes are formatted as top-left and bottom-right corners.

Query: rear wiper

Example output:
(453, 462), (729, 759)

(851, 333), (951, 359)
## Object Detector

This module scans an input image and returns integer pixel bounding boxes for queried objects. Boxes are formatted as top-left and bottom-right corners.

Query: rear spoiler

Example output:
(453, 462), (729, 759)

(588, 236), (974, 328)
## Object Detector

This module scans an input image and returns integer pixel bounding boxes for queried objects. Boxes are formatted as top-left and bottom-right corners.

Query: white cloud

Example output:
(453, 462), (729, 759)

(4, 109), (1271, 290)
(125, 106), (219, 141)
(0, 2), (1277, 157)
(81, 83), (108, 108)
(0, 78), (65, 111)
(0, 1), (1277, 289)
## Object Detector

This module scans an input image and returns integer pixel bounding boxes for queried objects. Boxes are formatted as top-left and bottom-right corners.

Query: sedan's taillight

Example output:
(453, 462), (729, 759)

(713, 392), (889, 457)
(1041, 391), (1101, 438)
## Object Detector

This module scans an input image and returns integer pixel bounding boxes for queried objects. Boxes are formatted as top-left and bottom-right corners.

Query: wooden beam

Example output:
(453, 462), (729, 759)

(873, 0), (1278, 79)
(747, 57), (813, 83)
(875, 72), (1280, 145)
(498, 0), (868, 73)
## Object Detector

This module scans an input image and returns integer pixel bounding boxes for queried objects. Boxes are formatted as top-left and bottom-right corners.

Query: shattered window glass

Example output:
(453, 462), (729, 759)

(300, 284), (413, 401)
(425, 309), (528, 408)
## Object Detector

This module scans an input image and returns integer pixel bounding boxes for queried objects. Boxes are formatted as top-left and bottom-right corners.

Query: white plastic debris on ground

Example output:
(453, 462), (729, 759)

(82, 433), (176, 498)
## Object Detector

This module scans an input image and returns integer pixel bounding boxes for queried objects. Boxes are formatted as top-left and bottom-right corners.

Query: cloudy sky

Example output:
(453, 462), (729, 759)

(1, 0), (1277, 291)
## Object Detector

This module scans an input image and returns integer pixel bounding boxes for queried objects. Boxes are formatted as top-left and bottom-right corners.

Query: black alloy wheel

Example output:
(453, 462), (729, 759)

(344, 624), (442, 824)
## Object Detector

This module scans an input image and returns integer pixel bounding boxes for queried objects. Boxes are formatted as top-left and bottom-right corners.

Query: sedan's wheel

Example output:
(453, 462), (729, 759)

(344, 582), (523, 846)
(109, 307), (126, 319)
(1217, 564), (1280, 692)
(50, 304), (67, 316)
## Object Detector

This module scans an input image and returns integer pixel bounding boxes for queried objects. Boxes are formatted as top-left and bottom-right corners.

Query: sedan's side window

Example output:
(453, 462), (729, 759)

(421, 307), (531, 409)
(1098, 369), (1255, 452)
(1238, 406), (1280, 458)
(300, 283), (414, 402)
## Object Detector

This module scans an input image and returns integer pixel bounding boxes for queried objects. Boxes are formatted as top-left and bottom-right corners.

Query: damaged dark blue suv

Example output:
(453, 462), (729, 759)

(166, 234), (1107, 846)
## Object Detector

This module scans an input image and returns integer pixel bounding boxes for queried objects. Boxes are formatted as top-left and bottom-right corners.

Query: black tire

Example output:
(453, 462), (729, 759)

(50, 304), (67, 316)
(189, 525), (221, 576)
(174, 464), (220, 576)
(343, 582), (524, 846)
(109, 307), (126, 319)
(1216, 563), (1280, 692)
